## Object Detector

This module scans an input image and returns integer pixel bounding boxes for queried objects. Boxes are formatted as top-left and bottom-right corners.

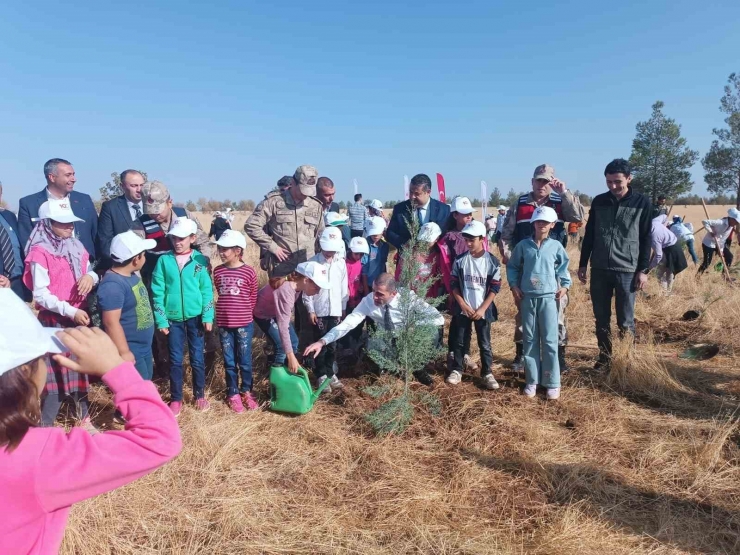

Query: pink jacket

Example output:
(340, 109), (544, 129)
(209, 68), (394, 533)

(0, 362), (182, 555)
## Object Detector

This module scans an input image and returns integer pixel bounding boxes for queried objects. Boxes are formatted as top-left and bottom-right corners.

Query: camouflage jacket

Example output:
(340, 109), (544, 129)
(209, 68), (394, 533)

(244, 190), (324, 276)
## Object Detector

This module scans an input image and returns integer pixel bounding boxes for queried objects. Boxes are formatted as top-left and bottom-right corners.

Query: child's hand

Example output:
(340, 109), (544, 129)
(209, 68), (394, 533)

(159, 328), (170, 336)
(309, 313), (318, 326)
(204, 322), (213, 332)
(555, 287), (568, 300)
(122, 350), (136, 363)
(53, 327), (124, 377)
(73, 310), (90, 326)
(472, 308), (486, 321)
(286, 352), (300, 374)
(0, 275), (10, 288)
(76, 274), (94, 296)
(511, 287), (524, 302)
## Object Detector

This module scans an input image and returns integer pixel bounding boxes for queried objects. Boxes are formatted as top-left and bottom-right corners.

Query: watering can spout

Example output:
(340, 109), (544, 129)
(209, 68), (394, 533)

(311, 373), (332, 403)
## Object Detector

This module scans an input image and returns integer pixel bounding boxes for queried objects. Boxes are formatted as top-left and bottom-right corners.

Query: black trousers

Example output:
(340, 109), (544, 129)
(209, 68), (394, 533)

(313, 316), (340, 378)
(448, 314), (493, 376)
(350, 229), (364, 238)
(698, 243), (734, 274)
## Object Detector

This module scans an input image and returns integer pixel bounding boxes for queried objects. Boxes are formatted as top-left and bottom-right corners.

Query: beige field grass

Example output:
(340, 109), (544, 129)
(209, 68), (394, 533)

(63, 205), (740, 555)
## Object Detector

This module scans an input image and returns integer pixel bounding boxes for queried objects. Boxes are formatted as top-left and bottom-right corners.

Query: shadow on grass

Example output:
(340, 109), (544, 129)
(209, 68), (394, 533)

(462, 449), (740, 555)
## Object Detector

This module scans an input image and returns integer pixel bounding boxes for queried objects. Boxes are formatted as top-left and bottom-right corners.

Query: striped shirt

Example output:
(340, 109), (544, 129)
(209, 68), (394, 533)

(213, 264), (258, 328)
(348, 202), (368, 231)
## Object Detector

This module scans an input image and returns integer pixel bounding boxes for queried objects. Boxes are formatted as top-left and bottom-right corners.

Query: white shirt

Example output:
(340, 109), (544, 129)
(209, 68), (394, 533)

(458, 253), (490, 309)
(320, 288), (444, 345)
(415, 199), (431, 225)
(45, 187), (69, 201)
(30, 261), (99, 319)
(303, 252), (348, 317)
(127, 199), (144, 221)
(702, 218), (735, 250)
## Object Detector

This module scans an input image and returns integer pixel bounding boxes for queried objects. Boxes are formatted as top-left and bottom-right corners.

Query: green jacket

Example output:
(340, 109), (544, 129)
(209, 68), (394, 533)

(151, 251), (214, 329)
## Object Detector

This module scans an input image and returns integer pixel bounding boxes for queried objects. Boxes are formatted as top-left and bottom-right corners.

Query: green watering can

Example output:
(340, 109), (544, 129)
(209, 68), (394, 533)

(269, 365), (330, 415)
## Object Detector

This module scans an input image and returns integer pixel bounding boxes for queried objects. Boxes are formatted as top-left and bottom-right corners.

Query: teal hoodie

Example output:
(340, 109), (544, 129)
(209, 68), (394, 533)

(151, 250), (214, 329)
(506, 237), (571, 297)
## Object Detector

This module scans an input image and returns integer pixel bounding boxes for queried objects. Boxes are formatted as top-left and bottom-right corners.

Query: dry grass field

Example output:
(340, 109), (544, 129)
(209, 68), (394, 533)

(62, 203), (740, 555)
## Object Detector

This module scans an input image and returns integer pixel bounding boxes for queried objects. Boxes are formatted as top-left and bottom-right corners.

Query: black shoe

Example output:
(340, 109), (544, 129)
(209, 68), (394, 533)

(594, 354), (610, 371)
(513, 342), (523, 365)
(413, 370), (434, 387)
(558, 346), (569, 374)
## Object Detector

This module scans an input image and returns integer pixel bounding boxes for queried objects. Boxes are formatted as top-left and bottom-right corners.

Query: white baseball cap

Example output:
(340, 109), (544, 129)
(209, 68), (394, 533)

(349, 236), (369, 254)
(498, 205), (507, 211)
(319, 227), (345, 252)
(728, 208), (740, 221)
(418, 222), (442, 244)
(214, 229), (247, 249)
(166, 217), (198, 238)
(531, 206), (558, 223)
(324, 211), (349, 227)
(461, 220), (487, 237)
(296, 260), (331, 289)
(0, 289), (67, 375)
(368, 199), (383, 210)
(365, 216), (386, 236)
(110, 230), (157, 262)
(451, 196), (474, 215)
(34, 199), (84, 224)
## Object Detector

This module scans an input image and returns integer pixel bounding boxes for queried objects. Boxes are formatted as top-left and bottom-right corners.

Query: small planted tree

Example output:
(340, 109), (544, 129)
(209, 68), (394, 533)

(363, 211), (445, 435)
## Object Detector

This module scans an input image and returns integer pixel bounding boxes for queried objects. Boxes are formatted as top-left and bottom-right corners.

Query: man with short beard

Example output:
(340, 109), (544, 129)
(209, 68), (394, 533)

(97, 169), (147, 267)
(500, 164), (584, 373)
(317, 177), (339, 213)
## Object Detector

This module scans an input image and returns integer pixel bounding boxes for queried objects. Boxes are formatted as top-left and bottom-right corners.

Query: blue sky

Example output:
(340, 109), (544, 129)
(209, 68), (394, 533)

(1, 0), (739, 210)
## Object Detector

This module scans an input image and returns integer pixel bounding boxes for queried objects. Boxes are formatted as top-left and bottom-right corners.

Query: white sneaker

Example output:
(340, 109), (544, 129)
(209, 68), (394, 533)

(546, 388), (560, 400)
(330, 374), (344, 389)
(483, 374), (500, 390)
(446, 370), (462, 385)
(464, 355), (479, 372)
(317, 375), (332, 395)
(523, 384), (537, 398)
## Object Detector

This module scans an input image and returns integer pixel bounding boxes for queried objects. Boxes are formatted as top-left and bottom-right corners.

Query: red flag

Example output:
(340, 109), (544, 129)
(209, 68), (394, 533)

(436, 173), (446, 203)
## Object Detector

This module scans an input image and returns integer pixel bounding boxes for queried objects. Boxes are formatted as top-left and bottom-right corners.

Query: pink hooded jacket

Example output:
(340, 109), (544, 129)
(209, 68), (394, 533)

(0, 362), (182, 554)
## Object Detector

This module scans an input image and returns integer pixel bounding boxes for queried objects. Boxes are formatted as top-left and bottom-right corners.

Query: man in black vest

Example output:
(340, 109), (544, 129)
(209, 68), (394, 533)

(500, 164), (584, 372)
(96, 169), (147, 269)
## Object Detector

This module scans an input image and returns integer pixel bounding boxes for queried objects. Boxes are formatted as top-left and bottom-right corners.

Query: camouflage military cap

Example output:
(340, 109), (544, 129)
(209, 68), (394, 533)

(293, 165), (318, 196)
(142, 180), (170, 215)
(533, 164), (555, 182)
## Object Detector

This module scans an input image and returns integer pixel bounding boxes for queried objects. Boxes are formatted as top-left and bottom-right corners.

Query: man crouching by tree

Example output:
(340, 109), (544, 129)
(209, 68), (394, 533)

(303, 273), (444, 386)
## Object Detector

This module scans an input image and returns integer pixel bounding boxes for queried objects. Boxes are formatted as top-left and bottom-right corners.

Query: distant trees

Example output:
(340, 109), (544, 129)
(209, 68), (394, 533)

(673, 193), (738, 205)
(702, 73), (740, 208)
(629, 101), (698, 203)
(100, 171), (148, 202)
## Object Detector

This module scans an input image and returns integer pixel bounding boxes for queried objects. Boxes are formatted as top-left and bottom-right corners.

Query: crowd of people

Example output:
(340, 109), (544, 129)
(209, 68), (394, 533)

(1, 157), (739, 552)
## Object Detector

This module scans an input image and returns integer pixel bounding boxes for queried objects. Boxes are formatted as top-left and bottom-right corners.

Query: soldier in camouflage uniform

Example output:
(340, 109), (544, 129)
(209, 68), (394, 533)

(245, 165), (325, 278)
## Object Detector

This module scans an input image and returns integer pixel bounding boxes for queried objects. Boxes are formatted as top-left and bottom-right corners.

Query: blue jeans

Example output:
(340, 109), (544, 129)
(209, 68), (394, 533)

(590, 269), (636, 358)
(255, 317), (298, 365)
(168, 318), (206, 401)
(219, 324), (254, 396)
(685, 238), (698, 265)
(521, 296), (560, 388)
(134, 353), (154, 381)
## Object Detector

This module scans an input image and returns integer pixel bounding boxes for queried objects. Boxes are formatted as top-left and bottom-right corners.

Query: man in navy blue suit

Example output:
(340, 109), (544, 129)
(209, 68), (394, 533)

(0, 181), (27, 299)
(387, 173), (450, 250)
(96, 169), (146, 267)
(18, 158), (98, 262)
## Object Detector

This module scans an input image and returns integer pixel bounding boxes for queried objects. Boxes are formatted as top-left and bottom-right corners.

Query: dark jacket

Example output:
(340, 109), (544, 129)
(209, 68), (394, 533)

(18, 189), (99, 260)
(579, 188), (652, 273)
(0, 209), (28, 299)
(209, 216), (230, 241)
(387, 198), (451, 250)
(97, 195), (137, 264)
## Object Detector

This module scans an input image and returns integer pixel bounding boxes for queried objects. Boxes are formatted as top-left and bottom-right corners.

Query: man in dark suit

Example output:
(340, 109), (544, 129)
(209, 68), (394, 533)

(0, 181), (26, 299)
(18, 158), (98, 261)
(96, 169), (146, 266)
(387, 173), (451, 250)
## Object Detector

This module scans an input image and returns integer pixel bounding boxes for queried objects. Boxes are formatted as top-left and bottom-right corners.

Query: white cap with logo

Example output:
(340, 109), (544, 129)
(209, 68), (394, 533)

(418, 222), (442, 244)
(0, 289), (67, 376)
(461, 220), (487, 237)
(368, 199), (383, 210)
(365, 216), (386, 236)
(296, 260), (331, 289)
(324, 211), (349, 227)
(531, 206), (558, 223)
(166, 217), (198, 238)
(110, 230), (157, 262)
(319, 227), (345, 252)
(34, 199), (84, 224)
(214, 229), (247, 249)
(349, 236), (370, 254)
(451, 196), (474, 215)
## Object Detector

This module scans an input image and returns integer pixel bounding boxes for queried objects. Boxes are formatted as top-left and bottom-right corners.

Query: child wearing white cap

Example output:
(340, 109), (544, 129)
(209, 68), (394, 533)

(506, 206), (571, 400)
(0, 289), (181, 554)
(98, 231), (157, 382)
(394, 222), (445, 299)
(341, 236), (370, 350)
(362, 216), (389, 291)
(212, 230), (259, 413)
(21, 199), (100, 429)
(304, 228), (349, 392)
(150, 217), (215, 416)
(324, 211), (351, 257)
(448, 220), (502, 390)
(698, 207), (740, 275)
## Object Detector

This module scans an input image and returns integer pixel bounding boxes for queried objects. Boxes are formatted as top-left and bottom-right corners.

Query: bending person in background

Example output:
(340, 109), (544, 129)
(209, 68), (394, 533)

(697, 208), (739, 275)
(649, 214), (687, 293)
(0, 294), (181, 555)
(303, 273), (445, 387)
(668, 215), (697, 265)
